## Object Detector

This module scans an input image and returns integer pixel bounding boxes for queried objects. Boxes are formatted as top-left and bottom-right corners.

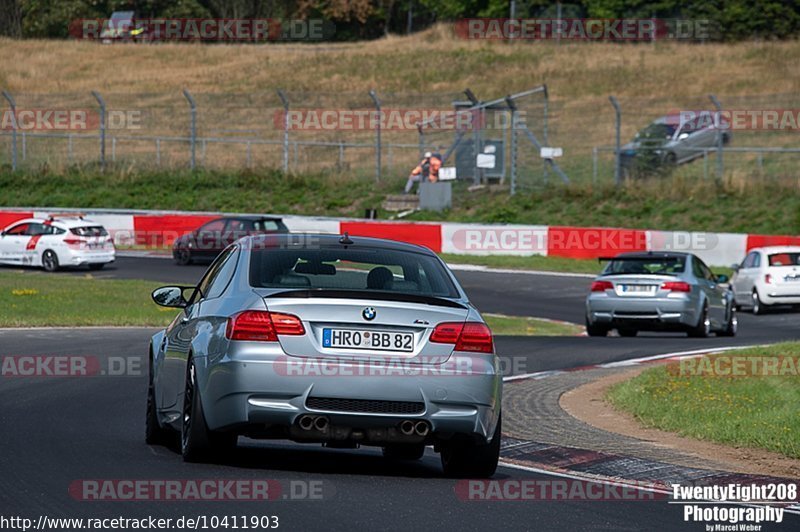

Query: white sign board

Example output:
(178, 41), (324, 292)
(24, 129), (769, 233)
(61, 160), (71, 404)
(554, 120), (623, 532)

(476, 154), (496, 169)
(439, 167), (457, 181)
(540, 147), (563, 159)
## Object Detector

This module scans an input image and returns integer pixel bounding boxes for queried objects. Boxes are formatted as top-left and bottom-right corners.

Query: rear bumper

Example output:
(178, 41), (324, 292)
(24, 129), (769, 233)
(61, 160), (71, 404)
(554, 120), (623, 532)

(586, 295), (697, 329)
(761, 291), (800, 305)
(196, 346), (502, 445)
(61, 248), (115, 266)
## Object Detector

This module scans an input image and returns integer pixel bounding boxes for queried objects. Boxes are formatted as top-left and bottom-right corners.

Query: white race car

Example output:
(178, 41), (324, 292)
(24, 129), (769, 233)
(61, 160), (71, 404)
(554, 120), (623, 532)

(0, 214), (115, 271)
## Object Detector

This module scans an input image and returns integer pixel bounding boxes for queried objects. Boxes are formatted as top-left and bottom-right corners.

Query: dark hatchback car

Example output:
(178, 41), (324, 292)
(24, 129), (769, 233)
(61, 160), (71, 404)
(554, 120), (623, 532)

(172, 216), (288, 265)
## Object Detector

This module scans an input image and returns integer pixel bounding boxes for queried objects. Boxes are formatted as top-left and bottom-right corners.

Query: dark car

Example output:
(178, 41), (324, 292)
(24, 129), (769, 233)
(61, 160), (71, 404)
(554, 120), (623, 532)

(172, 216), (288, 265)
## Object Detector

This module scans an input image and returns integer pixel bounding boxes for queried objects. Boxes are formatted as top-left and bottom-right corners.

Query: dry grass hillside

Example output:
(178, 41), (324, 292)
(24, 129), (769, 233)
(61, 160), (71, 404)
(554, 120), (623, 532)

(1, 25), (799, 97)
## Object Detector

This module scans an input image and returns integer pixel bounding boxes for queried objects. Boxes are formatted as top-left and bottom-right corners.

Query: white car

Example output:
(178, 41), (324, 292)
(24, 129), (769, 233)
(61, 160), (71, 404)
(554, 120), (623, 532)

(731, 246), (800, 314)
(0, 214), (115, 271)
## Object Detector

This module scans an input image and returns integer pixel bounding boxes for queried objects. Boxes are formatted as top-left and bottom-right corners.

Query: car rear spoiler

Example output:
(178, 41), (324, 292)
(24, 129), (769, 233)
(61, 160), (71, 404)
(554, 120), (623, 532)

(262, 289), (467, 309)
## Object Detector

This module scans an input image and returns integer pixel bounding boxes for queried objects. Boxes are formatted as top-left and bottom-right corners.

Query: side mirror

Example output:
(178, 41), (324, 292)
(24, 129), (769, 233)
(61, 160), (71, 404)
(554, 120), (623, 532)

(715, 274), (729, 284)
(730, 263), (740, 272)
(678, 132), (690, 140)
(151, 286), (191, 308)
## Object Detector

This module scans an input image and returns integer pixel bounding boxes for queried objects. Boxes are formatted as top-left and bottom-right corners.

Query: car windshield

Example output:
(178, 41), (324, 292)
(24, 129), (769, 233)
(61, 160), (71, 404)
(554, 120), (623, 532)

(249, 246), (459, 298)
(602, 257), (686, 276)
(634, 123), (676, 141)
(768, 253), (800, 266)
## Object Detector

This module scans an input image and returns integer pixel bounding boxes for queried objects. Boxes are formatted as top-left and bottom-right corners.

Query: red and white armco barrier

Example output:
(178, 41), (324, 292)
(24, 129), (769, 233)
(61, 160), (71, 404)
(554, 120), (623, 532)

(2, 208), (799, 267)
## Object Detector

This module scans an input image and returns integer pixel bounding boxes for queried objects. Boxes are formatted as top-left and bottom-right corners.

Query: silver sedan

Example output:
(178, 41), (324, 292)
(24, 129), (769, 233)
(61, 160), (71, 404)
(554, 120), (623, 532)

(147, 233), (502, 477)
(585, 252), (737, 338)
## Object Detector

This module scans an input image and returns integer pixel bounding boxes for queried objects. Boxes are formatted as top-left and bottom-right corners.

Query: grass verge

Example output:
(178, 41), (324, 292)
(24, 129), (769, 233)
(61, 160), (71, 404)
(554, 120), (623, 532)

(0, 270), (174, 327)
(607, 343), (800, 459)
(483, 313), (582, 336)
(0, 270), (576, 335)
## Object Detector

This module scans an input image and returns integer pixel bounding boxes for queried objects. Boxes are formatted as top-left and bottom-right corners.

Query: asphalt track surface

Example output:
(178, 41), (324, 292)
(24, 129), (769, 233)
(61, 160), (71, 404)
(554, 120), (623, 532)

(2, 257), (799, 531)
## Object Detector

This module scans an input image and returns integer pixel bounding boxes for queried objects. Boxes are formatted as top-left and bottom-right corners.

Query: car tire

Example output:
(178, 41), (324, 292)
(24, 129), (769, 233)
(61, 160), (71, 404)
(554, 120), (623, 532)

(752, 290), (767, 315)
(146, 352), (171, 446)
(440, 415), (501, 479)
(181, 357), (237, 462)
(664, 152), (677, 166)
(175, 249), (192, 266)
(88, 263), (105, 271)
(688, 303), (711, 338)
(42, 250), (59, 272)
(585, 318), (609, 337)
(718, 304), (738, 337)
(382, 444), (426, 461)
(617, 327), (638, 337)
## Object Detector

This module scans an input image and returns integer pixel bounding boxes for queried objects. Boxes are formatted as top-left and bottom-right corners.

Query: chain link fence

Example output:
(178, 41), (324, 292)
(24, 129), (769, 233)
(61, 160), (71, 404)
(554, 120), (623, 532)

(2, 88), (799, 192)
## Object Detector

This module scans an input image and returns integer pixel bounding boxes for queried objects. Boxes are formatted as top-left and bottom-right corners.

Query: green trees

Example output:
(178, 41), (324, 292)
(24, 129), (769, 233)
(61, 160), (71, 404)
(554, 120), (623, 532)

(4, 0), (800, 41)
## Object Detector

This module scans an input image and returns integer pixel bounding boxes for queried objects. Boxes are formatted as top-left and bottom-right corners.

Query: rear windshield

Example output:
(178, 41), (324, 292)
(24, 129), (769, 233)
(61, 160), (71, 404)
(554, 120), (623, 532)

(602, 257), (686, 276)
(249, 247), (459, 298)
(253, 219), (288, 232)
(70, 226), (108, 237)
(768, 253), (800, 267)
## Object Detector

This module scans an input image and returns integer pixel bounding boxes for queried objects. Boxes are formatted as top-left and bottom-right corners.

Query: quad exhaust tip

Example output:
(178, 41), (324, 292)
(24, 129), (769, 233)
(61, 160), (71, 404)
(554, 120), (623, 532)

(298, 415), (314, 431)
(314, 416), (329, 431)
(399, 420), (430, 437)
(399, 420), (416, 436)
(298, 414), (330, 432)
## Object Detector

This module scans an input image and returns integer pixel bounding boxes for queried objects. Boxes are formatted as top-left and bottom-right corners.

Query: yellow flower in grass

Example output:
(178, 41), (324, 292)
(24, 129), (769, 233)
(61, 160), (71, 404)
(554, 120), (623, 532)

(11, 289), (38, 296)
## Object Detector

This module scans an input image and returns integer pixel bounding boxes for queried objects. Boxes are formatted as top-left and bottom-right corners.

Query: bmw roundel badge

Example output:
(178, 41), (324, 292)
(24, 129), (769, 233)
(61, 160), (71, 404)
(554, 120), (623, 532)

(362, 307), (376, 321)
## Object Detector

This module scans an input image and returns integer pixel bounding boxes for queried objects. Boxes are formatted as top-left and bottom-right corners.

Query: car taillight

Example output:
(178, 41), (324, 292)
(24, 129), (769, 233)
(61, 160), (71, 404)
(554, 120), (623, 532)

(765, 274), (772, 284)
(225, 311), (305, 342)
(430, 322), (462, 344)
(661, 281), (691, 292)
(270, 312), (306, 335)
(590, 280), (613, 292)
(430, 322), (494, 354)
(63, 237), (86, 249)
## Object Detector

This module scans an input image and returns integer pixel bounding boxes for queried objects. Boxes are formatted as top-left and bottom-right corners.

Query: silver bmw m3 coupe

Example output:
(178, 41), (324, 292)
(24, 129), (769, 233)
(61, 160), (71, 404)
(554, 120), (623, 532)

(147, 233), (502, 477)
(585, 252), (737, 338)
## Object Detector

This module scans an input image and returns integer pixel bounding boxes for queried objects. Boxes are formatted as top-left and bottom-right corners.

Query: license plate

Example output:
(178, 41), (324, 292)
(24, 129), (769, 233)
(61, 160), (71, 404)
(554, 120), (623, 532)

(87, 242), (103, 249)
(322, 328), (414, 352)
(621, 284), (656, 293)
